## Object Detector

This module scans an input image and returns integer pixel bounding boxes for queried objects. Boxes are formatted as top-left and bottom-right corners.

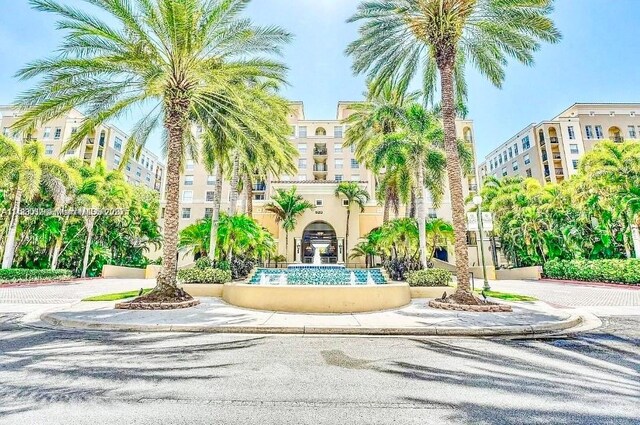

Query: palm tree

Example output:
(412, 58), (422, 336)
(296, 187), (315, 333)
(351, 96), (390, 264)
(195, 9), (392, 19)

(0, 137), (76, 269)
(265, 187), (314, 262)
(178, 220), (211, 260)
(347, 0), (560, 302)
(424, 218), (454, 261)
(335, 182), (370, 263)
(15, 0), (291, 302)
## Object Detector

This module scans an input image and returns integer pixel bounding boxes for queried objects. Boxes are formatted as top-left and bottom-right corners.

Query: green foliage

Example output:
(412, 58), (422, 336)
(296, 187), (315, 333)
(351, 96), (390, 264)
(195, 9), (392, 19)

(265, 187), (314, 234)
(475, 290), (537, 302)
(177, 268), (232, 285)
(406, 269), (452, 287)
(544, 259), (640, 285)
(83, 289), (152, 302)
(0, 268), (72, 283)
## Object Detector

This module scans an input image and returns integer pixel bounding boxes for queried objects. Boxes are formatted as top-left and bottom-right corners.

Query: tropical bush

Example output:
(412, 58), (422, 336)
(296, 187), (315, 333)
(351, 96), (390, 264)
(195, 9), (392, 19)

(177, 268), (231, 285)
(544, 259), (640, 285)
(0, 269), (73, 283)
(406, 269), (452, 287)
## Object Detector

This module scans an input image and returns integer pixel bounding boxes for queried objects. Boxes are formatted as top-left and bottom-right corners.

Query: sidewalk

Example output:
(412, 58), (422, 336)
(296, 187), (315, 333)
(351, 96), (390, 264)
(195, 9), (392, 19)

(37, 298), (590, 337)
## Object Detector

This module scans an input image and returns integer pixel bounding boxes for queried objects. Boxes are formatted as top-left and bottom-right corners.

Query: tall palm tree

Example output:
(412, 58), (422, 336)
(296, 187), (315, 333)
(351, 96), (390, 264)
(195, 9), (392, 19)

(265, 187), (314, 262)
(0, 138), (76, 269)
(347, 0), (560, 302)
(15, 0), (291, 302)
(335, 182), (370, 264)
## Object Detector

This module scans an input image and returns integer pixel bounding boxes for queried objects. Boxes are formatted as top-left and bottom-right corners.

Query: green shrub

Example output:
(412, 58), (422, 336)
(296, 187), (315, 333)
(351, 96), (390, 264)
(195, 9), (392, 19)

(544, 259), (640, 284)
(0, 269), (73, 283)
(406, 269), (452, 287)
(177, 268), (231, 284)
(194, 257), (215, 270)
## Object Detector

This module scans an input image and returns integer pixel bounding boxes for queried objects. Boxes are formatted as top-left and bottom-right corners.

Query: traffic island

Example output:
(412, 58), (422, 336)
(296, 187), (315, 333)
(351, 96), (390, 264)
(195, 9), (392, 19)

(428, 299), (513, 312)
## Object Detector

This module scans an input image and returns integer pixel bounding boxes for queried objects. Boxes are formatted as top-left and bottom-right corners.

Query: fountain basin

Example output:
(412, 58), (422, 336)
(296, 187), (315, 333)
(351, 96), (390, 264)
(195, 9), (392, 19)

(222, 281), (411, 313)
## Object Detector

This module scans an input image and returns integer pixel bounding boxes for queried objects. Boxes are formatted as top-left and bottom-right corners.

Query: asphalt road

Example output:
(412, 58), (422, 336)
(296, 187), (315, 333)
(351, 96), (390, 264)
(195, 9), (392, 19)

(1, 314), (638, 425)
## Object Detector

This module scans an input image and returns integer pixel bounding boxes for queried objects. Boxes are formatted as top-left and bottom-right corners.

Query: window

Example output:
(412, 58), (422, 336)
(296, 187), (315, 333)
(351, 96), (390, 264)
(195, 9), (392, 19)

(508, 147), (513, 159)
(315, 199), (324, 207)
(298, 158), (307, 169)
(350, 144), (356, 153)
(207, 175), (215, 185)
(136, 168), (142, 177)
(503, 151), (507, 162)
(43, 127), (51, 138)
(204, 208), (213, 219)
(53, 127), (62, 140)
(181, 208), (191, 219)
(205, 191), (215, 202)
(525, 168), (532, 178)
(502, 168), (507, 177)
(334, 126), (343, 138)
(290, 126), (296, 136)
(351, 174), (360, 181)
(523, 154), (530, 165)
(522, 136), (531, 150)
(113, 153), (121, 166)
(498, 155), (503, 165)
(182, 191), (193, 202)
(315, 127), (327, 136)
(514, 144), (519, 155)
(585, 126), (594, 139)
(512, 161), (519, 171)
(342, 199), (350, 207)
(489, 162), (494, 171)
(628, 126), (636, 138)
(114, 137), (123, 151)
(186, 159), (195, 171)
(570, 144), (579, 154)
(335, 174), (343, 182)
(350, 159), (359, 169)
(45, 144), (54, 155)
(298, 143), (307, 153)
(184, 175), (194, 186)
(568, 126), (575, 140)
(146, 175), (151, 182)
(334, 143), (343, 153)
(253, 193), (265, 201)
(297, 174), (307, 181)
(572, 160), (579, 170)
(595, 125), (603, 139)
(126, 162), (131, 171)
(427, 208), (437, 219)
(334, 158), (343, 169)
(298, 126), (307, 138)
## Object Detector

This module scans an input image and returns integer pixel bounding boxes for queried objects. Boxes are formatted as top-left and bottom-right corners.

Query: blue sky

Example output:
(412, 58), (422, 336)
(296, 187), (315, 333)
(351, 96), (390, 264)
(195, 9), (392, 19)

(1, 0), (639, 160)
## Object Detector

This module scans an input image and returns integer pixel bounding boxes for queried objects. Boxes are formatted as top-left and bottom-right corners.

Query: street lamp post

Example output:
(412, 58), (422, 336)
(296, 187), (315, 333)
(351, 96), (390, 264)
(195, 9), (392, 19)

(473, 195), (490, 291)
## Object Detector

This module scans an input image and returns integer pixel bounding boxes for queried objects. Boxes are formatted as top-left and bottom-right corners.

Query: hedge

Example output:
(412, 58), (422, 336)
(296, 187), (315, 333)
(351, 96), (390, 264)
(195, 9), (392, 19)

(544, 259), (640, 285)
(177, 268), (232, 284)
(0, 269), (73, 283)
(406, 269), (452, 287)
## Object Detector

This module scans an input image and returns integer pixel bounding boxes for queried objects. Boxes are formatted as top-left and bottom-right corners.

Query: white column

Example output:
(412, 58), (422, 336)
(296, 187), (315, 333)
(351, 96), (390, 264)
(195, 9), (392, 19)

(295, 238), (301, 263)
(337, 238), (345, 264)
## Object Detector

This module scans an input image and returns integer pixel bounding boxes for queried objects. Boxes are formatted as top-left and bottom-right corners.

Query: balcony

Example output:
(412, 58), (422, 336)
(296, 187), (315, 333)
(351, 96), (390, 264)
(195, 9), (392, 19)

(612, 135), (624, 143)
(86, 138), (95, 145)
(555, 168), (564, 176)
(253, 183), (267, 192)
(553, 153), (562, 161)
(550, 137), (559, 143)
(313, 146), (328, 157)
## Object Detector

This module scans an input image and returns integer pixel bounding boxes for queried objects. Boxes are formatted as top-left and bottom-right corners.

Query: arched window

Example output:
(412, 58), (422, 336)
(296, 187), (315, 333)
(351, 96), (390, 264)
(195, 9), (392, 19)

(315, 127), (327, 136)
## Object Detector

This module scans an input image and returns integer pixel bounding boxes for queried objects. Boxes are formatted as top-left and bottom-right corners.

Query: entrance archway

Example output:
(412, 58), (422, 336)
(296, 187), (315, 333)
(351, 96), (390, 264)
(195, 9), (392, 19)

(301, 221), (338, 264)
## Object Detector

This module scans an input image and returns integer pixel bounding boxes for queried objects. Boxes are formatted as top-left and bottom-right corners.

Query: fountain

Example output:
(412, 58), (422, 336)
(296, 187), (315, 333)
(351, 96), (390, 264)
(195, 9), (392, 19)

(367, 271), (375, 285)
(312, 242), (330, 265)
(349, 271), (357, 285)
(258, 273), (267, 285)
(278, 273), (287, 285)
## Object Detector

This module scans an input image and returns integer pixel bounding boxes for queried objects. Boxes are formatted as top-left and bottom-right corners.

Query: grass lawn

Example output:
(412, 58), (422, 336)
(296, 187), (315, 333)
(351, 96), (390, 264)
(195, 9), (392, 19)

(475, 289), (538, 302)
(83, 289), (152, 302)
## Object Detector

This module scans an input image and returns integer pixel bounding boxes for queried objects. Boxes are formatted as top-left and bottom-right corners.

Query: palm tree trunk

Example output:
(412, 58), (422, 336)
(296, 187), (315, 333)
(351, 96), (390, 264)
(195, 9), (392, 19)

(81, 218), (95, 278)
(209, 164), (224, 260)
(416, 164), (428, 269)
(383, 188), (390, 224)
(1, 189), (22, 269)
(409, 191), (416, 218)
(285, 230), (289, 263)
(51, 217), (69, 270)
(228, 152), (240, 215)
(245, 172), (253, 218)
(439, 60), (472, 297)
(345, 207), (351, 264)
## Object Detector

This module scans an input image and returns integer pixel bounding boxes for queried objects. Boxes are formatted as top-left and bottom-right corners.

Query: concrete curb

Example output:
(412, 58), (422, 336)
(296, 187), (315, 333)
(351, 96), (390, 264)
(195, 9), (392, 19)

(40, 312), (584, 337)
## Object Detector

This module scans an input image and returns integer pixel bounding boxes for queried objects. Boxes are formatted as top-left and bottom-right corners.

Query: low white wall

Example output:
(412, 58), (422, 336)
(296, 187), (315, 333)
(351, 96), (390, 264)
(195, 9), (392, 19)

(496, 266), (542, 281)
(102, 265), (146, 279)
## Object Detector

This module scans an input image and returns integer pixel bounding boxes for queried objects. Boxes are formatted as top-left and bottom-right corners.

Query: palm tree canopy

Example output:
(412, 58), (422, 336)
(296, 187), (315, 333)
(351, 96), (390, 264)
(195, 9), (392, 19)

(265, 187), (314, 233)
(335, 182), (370, 212)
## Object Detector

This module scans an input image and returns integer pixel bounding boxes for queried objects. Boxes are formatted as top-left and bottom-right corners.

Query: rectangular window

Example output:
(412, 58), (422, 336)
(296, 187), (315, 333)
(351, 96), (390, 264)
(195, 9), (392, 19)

(503, 151), (507, 162)
(514, 144), (519, 155)
(205, 191), (215, 202)
(572, 160), (579, 170)
(351, 174), (360, 181)
(181, 208), (191, 219)
(585, 125), (593, 139)
(523, 154), (530, 165)
(334, 143), (343, 153)
(508, 147), (513, 159)
(186, 159), (195, 170)
(427, 208), (437, 219)
(253, 193), (266, 201)
(315, 199), (324, 207)
(628, 126), (636, 138)
(595, 125), (603, 139)
(184, 175), (194, 186)
(45, 144), (54, 155)
(298, 126), (307, 138)
(525, 169), (532, 178)
(335, 174), (343, 182)
(298, 158), (307, 169)
(334, 126), (343, 138)
(113, 153), (121, 165)
(43, 127), (51, 139)
(350, 158), (359, 169)
(204, 208), (213, 219)
(568, 126), (575, 140)
(522, 136), (531, 150)
(53, 127), (62, 140)
(298, 143), (307, 153)
(498, 156), (503, 165)
(182, 190), (193, 202)
(502, 168), (507, 177)
(570, 144), (579, 154)
(207, 175), (215, 185)
(512, 161), (519, 171)
(126, 162), (132, 171)
(335, 158), (343, 169)
(114, 137), (123, 151)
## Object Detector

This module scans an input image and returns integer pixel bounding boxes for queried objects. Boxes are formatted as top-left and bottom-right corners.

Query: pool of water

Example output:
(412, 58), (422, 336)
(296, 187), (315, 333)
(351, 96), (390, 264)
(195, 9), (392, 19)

(249, 268), (386, 285)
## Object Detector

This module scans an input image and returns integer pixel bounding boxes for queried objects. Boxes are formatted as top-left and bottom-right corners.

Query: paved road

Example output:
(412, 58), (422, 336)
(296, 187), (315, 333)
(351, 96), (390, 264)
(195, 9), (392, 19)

(0, 314), (638, 424)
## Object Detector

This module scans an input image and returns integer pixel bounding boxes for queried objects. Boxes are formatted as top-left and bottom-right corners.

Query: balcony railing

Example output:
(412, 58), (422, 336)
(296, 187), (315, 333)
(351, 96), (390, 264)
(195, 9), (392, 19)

(252, 183), (267, 191)
(550, 137), (559, 143)
(612, 135), (624, 143)
(313, 148), (328, 155)
(555, 168), (564, 176)
(313, 164), (327, 172)
(553, 154), (562, 160)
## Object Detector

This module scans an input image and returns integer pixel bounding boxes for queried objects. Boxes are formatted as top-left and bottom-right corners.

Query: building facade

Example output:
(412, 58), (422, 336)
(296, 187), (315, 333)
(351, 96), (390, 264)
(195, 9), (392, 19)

(164, 101), (484, 268)
(480, 103), (640, 184)
(0, 106), (165, 193)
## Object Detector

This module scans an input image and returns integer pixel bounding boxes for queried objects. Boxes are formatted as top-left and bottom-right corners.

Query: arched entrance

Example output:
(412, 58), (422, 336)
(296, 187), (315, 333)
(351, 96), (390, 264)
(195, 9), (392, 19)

(301, 221), (338, 264)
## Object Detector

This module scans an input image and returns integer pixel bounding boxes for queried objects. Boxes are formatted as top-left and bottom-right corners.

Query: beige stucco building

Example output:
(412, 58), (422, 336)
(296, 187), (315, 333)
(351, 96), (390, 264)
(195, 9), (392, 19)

(479, 103), (640, 184)
(165, 101), (485, 268)
(0, 106), (165, 193)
